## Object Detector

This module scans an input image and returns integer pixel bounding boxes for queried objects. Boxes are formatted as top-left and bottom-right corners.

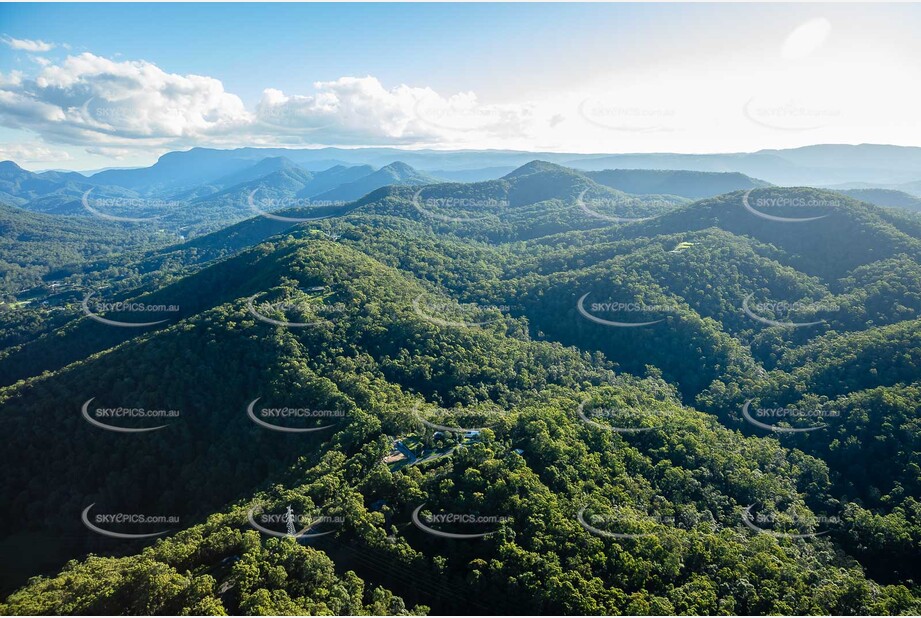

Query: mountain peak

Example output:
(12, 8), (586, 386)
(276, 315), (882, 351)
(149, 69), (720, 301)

(0, 160), (26, 174)
(503, 160), (574, 179)
(261, 155), (297, 165)
(250, 156), (301, 173)
(380, 161), (418, 176)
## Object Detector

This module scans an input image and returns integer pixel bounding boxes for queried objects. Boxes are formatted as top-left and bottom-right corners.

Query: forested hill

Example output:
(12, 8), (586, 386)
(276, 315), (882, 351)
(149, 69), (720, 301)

(835, 188), (921, 212)
(0, 203), (175, 297)
(586, 168), (771, 199)
(2, 162), (921, 615)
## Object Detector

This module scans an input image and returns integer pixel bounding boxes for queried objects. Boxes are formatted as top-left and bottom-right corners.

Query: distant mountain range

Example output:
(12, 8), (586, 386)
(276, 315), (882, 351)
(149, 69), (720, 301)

(0, 160), (134, 210)
(5, 147), (921, 242)
(834, 188), (921, 212)
(311, 161), (438, 202)
(824, 179), (921, 197)
(566, 144), (921, 187)
(585, 169), (771, 199)
(33, 143), (921, 190)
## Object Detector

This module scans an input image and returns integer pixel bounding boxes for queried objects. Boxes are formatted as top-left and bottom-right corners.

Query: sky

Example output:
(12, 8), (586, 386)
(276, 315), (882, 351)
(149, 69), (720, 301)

(1, 2), (920, 170)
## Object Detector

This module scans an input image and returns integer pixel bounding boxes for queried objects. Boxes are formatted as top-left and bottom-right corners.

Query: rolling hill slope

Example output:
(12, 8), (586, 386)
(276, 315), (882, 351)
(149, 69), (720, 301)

(3, 161), (921, 614)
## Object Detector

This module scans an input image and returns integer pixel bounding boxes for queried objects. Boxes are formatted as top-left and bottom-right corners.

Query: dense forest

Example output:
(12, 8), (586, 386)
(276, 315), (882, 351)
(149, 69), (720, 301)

(1, 160), (920, 615)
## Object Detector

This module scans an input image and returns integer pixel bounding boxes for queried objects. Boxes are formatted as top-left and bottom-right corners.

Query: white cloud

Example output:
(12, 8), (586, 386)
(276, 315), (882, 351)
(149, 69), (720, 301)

(0, 141), (72, 163)
(2, 35), (55, 53)
(255, 76), (533, 145)
(0, 57), (537, 154)
(0, 52), (252, 151)
(0, 30), (920, 166)
(0, 71), (24, 88)
(84, 145), (136, 159)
